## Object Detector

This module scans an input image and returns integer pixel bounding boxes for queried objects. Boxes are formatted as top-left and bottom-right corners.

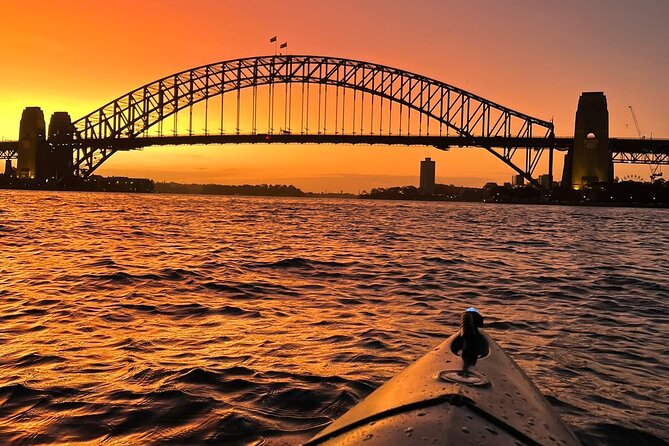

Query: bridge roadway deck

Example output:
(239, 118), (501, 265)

(79, 134), (577, 150)
(2, 135), (669, 156)
(50, 135), (669, 153)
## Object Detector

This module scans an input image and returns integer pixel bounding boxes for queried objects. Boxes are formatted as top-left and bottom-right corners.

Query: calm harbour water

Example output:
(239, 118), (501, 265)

(0, 190), (667, 446)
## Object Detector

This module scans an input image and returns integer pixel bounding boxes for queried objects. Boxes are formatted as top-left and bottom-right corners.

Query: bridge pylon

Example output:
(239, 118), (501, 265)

(17, 107), (46, 179)
(15, 107), (76, 183)
(562, 92), (612, 189)
(47, 112), (75, 182)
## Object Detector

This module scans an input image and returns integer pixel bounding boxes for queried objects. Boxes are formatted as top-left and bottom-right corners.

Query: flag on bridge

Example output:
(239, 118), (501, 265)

(269, 36), (277, 43)
(280, 42), (288, 49)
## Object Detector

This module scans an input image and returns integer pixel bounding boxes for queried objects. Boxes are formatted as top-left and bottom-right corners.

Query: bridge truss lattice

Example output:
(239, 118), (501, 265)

(70, 55), (556, 186)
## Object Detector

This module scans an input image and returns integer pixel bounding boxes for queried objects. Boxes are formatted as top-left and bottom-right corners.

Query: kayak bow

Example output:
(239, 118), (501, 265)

(307, 309), (581, 446)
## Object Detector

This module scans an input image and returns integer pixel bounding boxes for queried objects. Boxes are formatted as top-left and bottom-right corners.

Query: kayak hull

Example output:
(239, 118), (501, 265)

(307, 330), (581, 446)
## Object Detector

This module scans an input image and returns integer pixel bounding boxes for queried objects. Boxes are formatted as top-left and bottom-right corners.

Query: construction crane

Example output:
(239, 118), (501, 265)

(628, 106), (645, 139)
(629, 106), (663, 181)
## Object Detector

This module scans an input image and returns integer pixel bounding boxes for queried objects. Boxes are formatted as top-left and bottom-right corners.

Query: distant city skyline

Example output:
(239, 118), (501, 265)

(1, 0), (667, 192)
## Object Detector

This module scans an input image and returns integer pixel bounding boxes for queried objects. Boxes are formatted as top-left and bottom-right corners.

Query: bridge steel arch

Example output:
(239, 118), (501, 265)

(69, 55), (555, 184)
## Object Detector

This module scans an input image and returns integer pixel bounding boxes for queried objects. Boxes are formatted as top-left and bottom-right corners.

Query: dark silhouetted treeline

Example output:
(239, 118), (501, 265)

(155, 182), (305, 197)
(361, 184), (485, 201)
(360, 180), (669, 207)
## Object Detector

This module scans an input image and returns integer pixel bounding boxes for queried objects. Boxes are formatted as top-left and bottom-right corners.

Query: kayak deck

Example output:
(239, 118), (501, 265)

(306, 330), (581, 446)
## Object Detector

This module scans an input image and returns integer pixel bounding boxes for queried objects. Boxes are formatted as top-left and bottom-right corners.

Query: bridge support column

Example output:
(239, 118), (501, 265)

(17, 107), (46, 179)
(563, 92), (611, 189)
(548, 147), (554, 189)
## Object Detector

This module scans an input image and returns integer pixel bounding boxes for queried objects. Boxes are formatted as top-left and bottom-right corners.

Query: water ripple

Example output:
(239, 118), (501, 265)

(0, 191), (667, 445)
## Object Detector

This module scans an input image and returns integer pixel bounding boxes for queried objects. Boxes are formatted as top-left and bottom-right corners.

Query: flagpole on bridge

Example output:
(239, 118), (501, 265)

(270, 36), (278, 55)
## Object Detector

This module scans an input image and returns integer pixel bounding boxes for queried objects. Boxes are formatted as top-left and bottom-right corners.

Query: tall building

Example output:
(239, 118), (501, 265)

(538, 174), (553, 190)
(420, 157), (436, 195)
(4, 160), (14, 176)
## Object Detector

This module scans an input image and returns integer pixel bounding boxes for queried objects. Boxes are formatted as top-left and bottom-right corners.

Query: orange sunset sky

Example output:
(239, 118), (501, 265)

(1, 0), (667, 192)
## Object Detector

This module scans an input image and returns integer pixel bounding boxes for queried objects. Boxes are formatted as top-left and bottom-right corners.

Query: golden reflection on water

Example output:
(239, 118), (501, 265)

(0, 191), (668, 444)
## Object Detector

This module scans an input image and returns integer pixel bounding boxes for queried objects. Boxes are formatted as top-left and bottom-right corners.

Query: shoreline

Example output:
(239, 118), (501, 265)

(2, 176), (667, 208)
(2, 187), (667, 209)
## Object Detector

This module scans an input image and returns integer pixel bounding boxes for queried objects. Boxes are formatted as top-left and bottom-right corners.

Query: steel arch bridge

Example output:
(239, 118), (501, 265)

(63, 55), (556, 186)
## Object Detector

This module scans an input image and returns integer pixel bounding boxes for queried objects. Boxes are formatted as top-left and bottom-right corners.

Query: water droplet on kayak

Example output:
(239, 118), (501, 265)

(461, 426), (470, 433)
(363, 434), (373, 441)
(485, 426), (498, 435)
(405, 427), (413, 436)
(417, 411), (426, 417)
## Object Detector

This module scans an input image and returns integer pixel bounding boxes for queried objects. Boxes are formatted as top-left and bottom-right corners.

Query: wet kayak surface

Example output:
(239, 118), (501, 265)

(308, 329), (582, 446)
